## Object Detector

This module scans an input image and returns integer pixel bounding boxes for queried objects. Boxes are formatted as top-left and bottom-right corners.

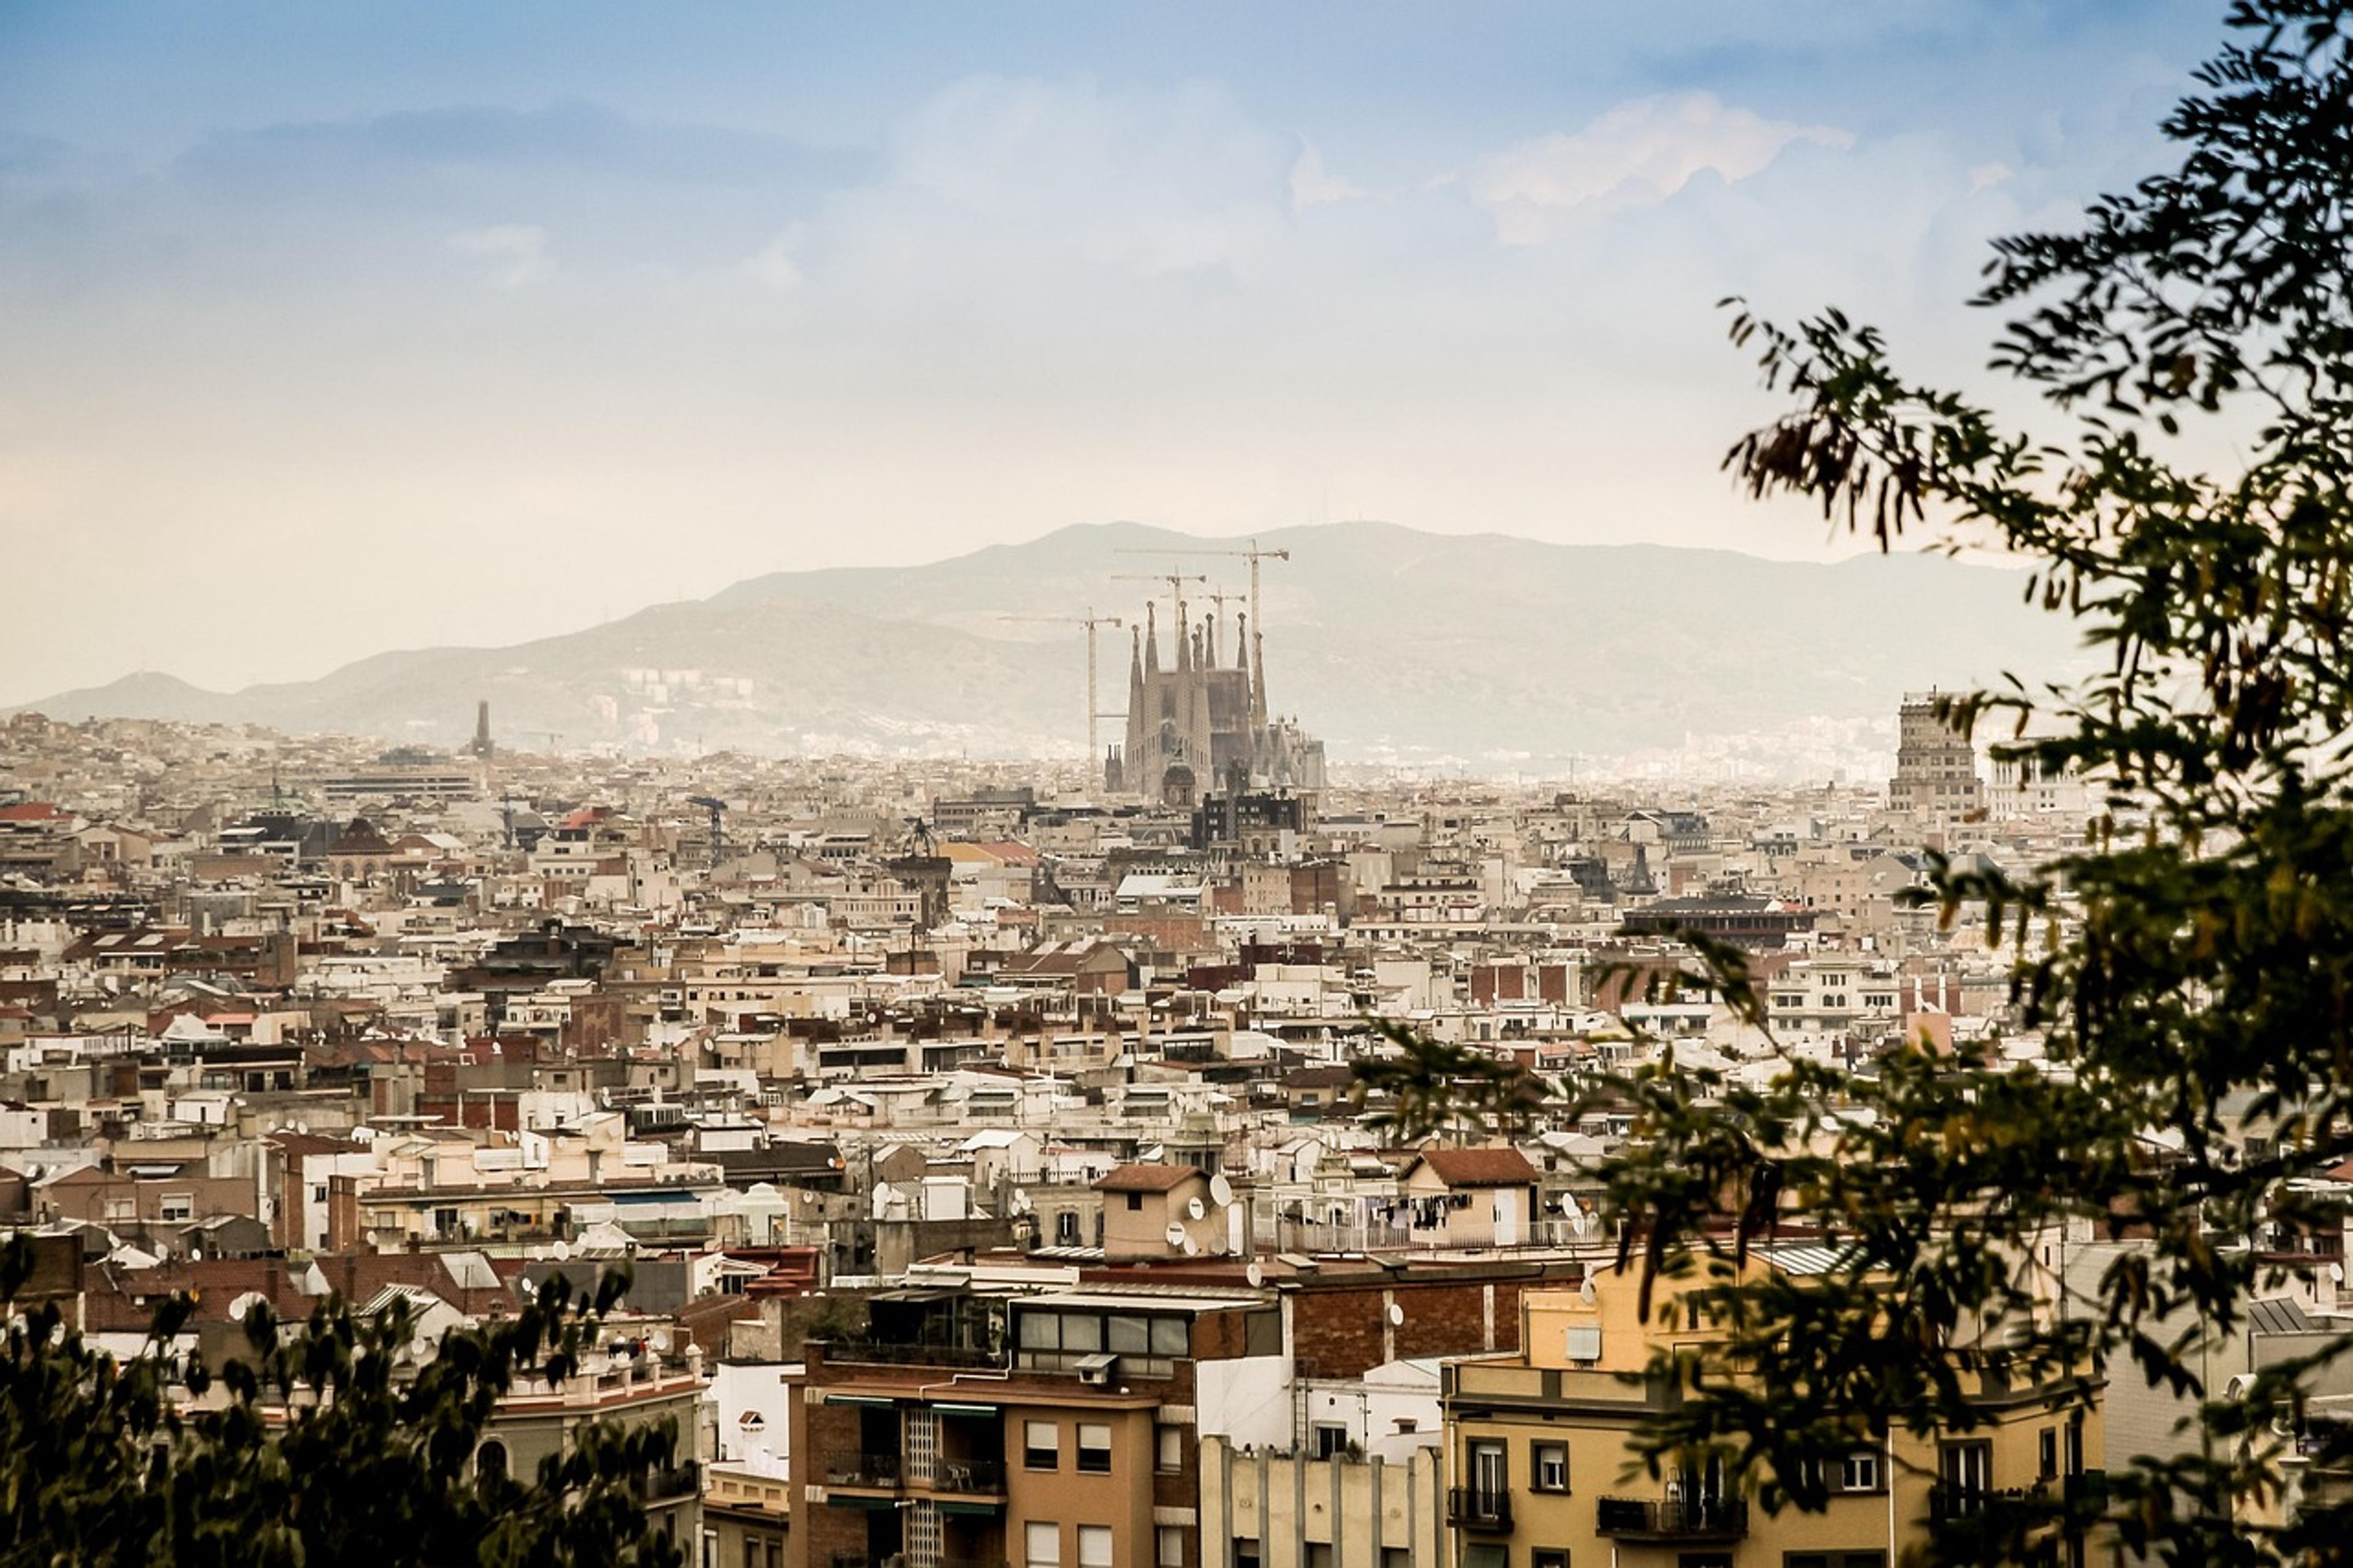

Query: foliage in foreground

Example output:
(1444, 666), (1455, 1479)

(0, 1237), (683, 1568)
(1360, 4), (2353, 1562)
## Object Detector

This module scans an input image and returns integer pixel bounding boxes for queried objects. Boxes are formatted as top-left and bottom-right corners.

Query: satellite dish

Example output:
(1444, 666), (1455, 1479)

(1012, 1190), (1033, 1215)
(551, 1240), (572, 1261)
(1386, 1303), (1405, 1327)
(1569, 1208), (1593, 1237)
(227, 1290), (268, 1323)
(650, 1328), (673, 1354)
(1558, 1192), (1577, 1214)
(2334, 1262), (2346, 1284)
(1181, 1235), (1200, 1257)
(1165, 1222), (1188, 1247)
(1579, 1275), (1597, 1305)
(1187, 1197), (1207, 1221)
(1246, 1262), (1265, 1287)
(1208, 1174), (1234, 1206)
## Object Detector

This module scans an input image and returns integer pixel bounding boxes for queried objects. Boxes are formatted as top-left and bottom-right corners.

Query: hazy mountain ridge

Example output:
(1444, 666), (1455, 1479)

(13, 521), (2086, 767)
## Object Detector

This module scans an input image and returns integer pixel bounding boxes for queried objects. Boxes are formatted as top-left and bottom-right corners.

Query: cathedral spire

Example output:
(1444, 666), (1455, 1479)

(1143, 602), (1159, 676)
(1251, 624), (1269, 727)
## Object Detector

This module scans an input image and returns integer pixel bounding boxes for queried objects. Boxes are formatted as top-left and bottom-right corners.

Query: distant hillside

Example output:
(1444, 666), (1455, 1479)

(12, 521), (2088, 769)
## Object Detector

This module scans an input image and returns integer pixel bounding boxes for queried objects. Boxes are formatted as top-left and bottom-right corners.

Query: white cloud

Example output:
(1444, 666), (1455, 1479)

(1472, 92), (1852, 244)
(445, 222), (549, 287)
(1289, 138), (1366, 209)
(745, 227), (805, 289)
(1968, 161), (2014, 192)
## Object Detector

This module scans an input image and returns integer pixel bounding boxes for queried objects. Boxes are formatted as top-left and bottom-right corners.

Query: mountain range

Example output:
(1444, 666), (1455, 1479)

(11, 521), (2088, 772)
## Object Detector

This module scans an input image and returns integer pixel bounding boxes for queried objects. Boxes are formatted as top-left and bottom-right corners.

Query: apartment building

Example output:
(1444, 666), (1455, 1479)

(1442, 1254), (2104, 1568)
(784, 1282), (1281, 1568)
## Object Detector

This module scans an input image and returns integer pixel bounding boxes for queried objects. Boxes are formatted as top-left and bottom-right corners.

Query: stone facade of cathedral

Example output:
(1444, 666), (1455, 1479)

(1105, 598), (1326, 803)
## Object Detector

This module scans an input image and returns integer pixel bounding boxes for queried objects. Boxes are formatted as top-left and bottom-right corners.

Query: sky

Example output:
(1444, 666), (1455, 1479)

(0, 1), (2230, 702)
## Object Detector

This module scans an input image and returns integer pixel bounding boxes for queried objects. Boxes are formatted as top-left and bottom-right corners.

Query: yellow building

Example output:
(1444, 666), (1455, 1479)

(1442, 1248), (2103, 1568)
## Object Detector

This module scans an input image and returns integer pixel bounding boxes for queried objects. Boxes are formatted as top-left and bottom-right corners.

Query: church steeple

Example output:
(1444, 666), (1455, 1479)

(1143, 602), (1159, 676)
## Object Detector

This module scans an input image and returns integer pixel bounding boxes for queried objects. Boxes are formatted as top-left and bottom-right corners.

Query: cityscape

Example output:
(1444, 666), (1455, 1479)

(7, 3), (2353, 1567)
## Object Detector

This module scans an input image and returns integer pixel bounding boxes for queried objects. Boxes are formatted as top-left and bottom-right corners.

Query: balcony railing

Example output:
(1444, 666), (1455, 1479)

(822, 1338), (1006, 1370)
(1594, 1496), (1749, 1540)
(640, 1460), (700, 1502)
(1446, 1487), (1512, 1531)
(933, 1458), (1007, 1494)
(824, 1453), (903, 1488)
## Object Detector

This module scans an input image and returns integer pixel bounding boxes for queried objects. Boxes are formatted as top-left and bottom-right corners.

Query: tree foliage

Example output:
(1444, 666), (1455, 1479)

(0, 1237), (684, 1568)
(1360, 5), (2353, 1561)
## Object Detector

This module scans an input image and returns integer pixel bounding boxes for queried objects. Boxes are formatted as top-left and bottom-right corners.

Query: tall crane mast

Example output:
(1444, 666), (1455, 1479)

(999, 608), (1124, 775)
(1115, 539), (1291, 638)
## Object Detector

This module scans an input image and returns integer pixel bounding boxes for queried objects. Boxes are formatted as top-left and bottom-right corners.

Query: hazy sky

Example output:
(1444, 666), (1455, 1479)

(1, 1), (2226, 702)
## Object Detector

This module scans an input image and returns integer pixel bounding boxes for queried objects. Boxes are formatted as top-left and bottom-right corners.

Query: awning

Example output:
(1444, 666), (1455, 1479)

(824, 1395), (896, 1409)
(936, 1501), (1002, 1517)
(931, 1402), (998, 1418)
(825, 1494), (898, 1510)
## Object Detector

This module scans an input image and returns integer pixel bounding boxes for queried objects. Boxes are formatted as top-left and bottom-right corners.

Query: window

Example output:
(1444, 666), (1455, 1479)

(1156, 1526), (1184, 1567)
(1306, 1547), (1335, 1568)
(1786, 1556), (1887, 1568)
(1078, 1422), (1112, 1474)
(1469, 1439), (1507, 1497)
(1077, 1526), (1112, 1568)
(2038, 1427), (2058, 1481)
(1839, 1450), (1882, 1494)
(475, 1440), (509, 1485)
(311, 1184), (329, 1203)
(1025, 1521), (1061, 1568)
(1939, 1441), (1992, 1514)
(1156, 1423), (1184, 1472)
(1533, 1441), (1568, 1492)
(1025, 1420), (1059, 1470)
(159, 1195), (195, 1223)
(1382, 1551), (1411, 1568)
(1126, 1192), (1144, 1211)
(1534, 1553), (1571, 1568)
(1232, 1540), (1262, 1568)
(1563, 1324), (1601, 1362)
(1314, 1423), (1348, 1458)
(2066, 1417), (2085, 1477)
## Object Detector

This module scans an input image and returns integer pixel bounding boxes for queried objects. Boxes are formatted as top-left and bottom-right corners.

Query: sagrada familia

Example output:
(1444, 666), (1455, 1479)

(1106, 597), (1326, 803)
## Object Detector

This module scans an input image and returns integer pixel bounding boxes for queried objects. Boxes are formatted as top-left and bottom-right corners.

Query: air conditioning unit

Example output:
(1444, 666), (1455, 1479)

(1075, 1353), (1118, 1387)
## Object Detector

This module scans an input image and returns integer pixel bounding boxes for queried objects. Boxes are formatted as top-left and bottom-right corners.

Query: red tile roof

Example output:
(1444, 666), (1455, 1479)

(1410, 1146), (1539, 1188)
(1095, 1162), (1205, 1194)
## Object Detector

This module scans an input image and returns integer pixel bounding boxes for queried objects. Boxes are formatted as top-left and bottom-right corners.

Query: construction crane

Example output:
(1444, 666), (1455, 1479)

(1116, 539), (1291, 638)
(1110, 571), (1208, 635)
(685, 795), (727, 868)
(999, 610), (1124, 773)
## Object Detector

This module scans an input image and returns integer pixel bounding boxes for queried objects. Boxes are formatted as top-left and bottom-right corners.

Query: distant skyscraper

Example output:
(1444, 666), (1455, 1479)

(470, 700), (494, 759)
(1889, 691), (1981, 823)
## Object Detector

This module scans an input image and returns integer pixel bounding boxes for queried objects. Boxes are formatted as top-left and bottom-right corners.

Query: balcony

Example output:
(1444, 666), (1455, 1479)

(1446, 1487), (1513, 1531)
(933, 1458), (1007, 1495)
(824, 1453), (903, 1489)
(1594, 1496), (1749, 1541)
(823, 1338), (1006, 1370)
(640, 1460), (700, 1502)
(1928, 1483), (2048, 1522)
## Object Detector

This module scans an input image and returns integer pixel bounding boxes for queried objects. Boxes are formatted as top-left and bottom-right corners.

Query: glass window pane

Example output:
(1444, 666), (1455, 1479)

(1108, 1315), (1150, 1354)
(1062, 1314), (1102, 1352)
(1151, 1317), (1189, 1355)
(1078, 1526), (1113, 1568)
